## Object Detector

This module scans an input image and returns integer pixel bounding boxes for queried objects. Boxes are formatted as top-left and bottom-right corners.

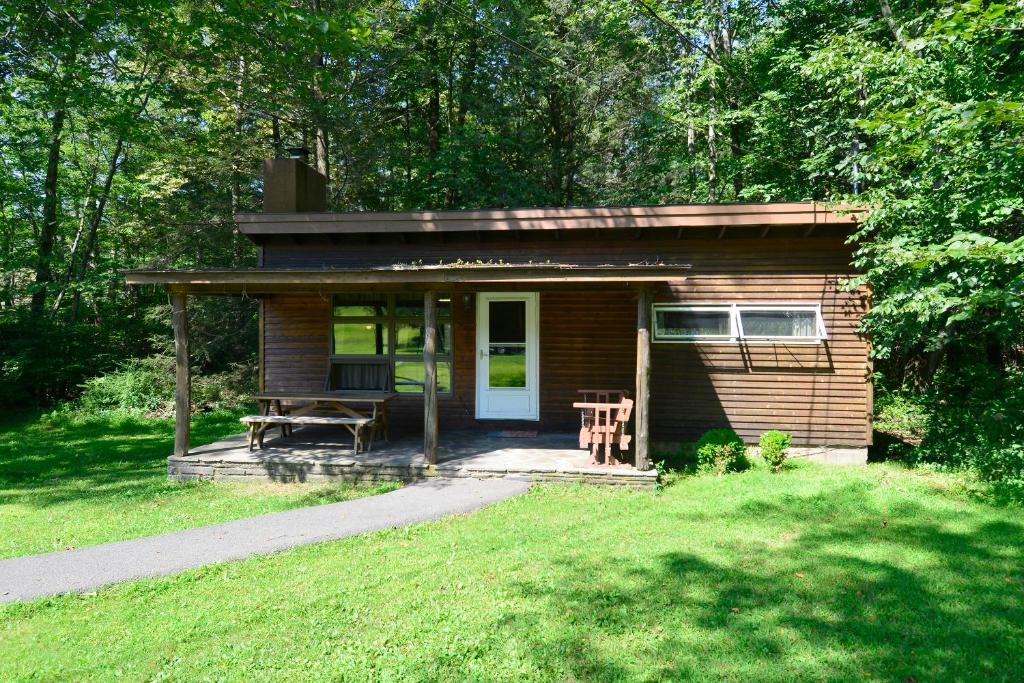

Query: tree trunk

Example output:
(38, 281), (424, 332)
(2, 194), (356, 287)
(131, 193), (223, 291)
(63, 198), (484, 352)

(426, 46), (441, 160)
(49, 166), (97, 319)
(31, 108), (67, 318)
(271, 115), (283, 157)
(721, 20), (742, 198)
(878, 0), (906, 47)
(311, 0), (330, 184)
(706, 57), (718, 200)
(687, 116), (696, 200)
(70, 136), (123, 323)
(231, 57), (246, 265)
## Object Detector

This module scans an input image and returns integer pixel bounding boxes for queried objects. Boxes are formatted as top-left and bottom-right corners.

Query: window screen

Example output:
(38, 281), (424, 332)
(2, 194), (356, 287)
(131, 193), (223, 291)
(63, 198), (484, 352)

(737, 308), (823, 340)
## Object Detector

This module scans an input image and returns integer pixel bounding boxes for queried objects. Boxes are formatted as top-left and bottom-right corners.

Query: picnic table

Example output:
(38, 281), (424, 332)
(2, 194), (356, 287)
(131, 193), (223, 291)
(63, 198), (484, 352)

(245, 391), (398, 452)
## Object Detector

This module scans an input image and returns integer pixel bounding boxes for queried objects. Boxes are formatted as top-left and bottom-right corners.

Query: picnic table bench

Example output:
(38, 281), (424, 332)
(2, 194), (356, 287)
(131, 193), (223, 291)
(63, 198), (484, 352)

(241, 414), (375, 452)
(241, 391), (398, 453)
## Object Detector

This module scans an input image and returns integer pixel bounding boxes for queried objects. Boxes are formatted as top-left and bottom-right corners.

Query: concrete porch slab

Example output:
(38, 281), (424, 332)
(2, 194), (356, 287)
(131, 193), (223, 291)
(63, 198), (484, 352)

(172, 426), (658, 488)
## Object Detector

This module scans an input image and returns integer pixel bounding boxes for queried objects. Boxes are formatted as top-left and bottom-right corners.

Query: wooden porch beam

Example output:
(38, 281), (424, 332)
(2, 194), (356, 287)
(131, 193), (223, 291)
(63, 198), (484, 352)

(423, 290), (439, 464)
(171, 292), (191, 458)
(634, 288), (651, 471)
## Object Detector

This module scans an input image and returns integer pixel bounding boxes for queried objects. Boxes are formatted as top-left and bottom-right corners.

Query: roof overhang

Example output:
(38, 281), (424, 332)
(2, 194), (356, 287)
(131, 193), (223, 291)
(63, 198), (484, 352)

(236, 202), (864, 236)
(124, 264), (692, 295)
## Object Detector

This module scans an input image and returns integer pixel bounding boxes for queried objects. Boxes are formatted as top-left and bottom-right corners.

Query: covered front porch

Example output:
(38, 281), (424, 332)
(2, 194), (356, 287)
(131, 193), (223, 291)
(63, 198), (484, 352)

(171, 425), (658, 487)
(126, 263), (686, 486)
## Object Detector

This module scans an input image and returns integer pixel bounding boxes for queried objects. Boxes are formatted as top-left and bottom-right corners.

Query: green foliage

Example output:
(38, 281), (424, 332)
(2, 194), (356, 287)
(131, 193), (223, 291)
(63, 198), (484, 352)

(0, 311), (152, 406)
(759, 430), (792, 473)
(76, 356), (176, 415)
(74, 354), (257, 416)
(913, 365), (1024, 495)
(873, 388), (928, 444)
(1, 0), (1021, 493)
(694, 428), (749, 475)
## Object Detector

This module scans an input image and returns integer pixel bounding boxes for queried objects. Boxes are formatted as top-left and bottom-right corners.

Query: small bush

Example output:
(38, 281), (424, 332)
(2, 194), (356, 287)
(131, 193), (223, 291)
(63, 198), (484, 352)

(913, 365), (1024, 496)
(77, 355), (176, 415)
(75, 354), (257, 417)
(694, 428), (748, 475)
(759, 430), (792, 473)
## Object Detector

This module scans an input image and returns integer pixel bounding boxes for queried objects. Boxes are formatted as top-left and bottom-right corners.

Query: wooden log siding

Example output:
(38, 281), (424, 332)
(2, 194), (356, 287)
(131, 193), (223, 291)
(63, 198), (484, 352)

(259, 229), (869, 447)
(262, 286), (867, 447)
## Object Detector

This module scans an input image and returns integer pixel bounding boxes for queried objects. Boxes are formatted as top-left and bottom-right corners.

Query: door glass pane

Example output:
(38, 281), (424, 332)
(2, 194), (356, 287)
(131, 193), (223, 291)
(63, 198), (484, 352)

(395, 322), (451, 355)
(489, 300), (526, 343)
(740, 310), (817, 338)
(655, 309), (732, 337)
(488, 344), (526, 387)
(333, 322), (389, 355)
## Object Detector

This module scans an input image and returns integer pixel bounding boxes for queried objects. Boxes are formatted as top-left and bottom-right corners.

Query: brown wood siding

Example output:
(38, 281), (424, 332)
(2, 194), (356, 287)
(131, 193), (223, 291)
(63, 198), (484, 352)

(260, 231), (870, 447)
(651, 273), (869, 446)
(263, 295), (330, 394)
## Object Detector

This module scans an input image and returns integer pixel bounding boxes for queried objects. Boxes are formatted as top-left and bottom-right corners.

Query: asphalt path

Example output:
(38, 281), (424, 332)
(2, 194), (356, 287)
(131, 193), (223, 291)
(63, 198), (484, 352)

(0, 477), (530, 603)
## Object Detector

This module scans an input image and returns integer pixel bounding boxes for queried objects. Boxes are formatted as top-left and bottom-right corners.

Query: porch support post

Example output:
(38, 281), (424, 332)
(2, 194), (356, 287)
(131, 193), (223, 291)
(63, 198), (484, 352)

(423, 290), (438, 464)
(635, 288), (651, 470)
(171, 291), (191, 458)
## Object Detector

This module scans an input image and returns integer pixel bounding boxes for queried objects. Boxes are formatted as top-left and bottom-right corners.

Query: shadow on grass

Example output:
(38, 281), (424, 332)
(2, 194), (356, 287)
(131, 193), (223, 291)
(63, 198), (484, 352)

(495, 481), (1024, 681)
(0, 410), (246, 509)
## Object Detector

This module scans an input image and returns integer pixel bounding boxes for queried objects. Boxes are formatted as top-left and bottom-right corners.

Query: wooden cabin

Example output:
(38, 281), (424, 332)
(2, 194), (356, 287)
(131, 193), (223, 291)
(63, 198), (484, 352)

(127, 157), (871, 483)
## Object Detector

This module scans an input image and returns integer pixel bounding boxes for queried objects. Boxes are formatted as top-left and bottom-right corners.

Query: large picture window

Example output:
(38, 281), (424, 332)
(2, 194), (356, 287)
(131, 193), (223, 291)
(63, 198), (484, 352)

(330, 294), (453, 393)
(653, 304), (827, 344)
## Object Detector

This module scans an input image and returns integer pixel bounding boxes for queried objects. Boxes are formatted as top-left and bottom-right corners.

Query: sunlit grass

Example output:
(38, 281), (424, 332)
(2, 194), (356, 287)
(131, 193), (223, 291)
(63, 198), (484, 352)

(2, 460), (1021, 681)
(0, 410), (396, 559)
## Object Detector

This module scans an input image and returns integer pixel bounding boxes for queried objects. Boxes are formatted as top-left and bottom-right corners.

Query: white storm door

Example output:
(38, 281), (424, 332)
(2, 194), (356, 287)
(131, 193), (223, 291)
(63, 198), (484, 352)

(475, 292), (539, 420)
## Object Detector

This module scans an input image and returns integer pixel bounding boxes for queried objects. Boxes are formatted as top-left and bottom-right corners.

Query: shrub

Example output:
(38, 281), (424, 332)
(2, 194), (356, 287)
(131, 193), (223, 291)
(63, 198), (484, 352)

(759, 430), (792, 473)
(77, 355), (176, 415)
(75, 354), (257, 417)
(914, 365), (1024, 495)
(694, 428), (748, 475)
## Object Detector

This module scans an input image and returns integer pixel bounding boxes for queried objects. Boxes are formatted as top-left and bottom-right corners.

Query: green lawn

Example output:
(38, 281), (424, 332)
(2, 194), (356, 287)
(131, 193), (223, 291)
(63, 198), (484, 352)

(488, 353), (527, 387)
(0, 411), (396, 559)
(3, 459), (1022, 681)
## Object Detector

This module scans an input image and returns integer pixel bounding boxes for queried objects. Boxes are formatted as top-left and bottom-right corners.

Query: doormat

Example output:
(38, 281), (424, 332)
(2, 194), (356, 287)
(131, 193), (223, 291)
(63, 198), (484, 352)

(488, 430), (538, 438)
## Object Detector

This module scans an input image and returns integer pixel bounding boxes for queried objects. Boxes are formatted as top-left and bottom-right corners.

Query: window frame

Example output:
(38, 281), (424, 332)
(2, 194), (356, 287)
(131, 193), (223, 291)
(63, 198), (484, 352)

(652, 303), (827, 345)
(735, 304), (827, 343)
(329, 294), (453, 394)
(651, 305), (737, 341)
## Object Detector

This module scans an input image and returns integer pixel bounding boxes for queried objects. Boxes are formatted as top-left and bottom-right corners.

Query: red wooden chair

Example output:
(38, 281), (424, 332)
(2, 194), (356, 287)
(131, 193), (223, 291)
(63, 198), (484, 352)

(577, 389), (628, 448)
(573, 395), (633, 466)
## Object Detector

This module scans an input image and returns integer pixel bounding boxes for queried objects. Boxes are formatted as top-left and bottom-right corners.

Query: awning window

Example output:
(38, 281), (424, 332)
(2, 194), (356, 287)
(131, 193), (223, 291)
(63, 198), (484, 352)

(653, 304), (827, 344)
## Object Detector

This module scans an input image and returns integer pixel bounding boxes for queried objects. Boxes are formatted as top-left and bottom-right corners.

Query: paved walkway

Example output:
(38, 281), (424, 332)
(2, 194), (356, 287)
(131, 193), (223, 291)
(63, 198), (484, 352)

(0, 478), (530, 604)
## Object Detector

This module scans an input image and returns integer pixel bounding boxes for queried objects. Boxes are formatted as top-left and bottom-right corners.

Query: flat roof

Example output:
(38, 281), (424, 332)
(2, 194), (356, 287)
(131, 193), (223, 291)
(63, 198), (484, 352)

(124, 263), (692, 294)
(236, 202), (864, 236)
